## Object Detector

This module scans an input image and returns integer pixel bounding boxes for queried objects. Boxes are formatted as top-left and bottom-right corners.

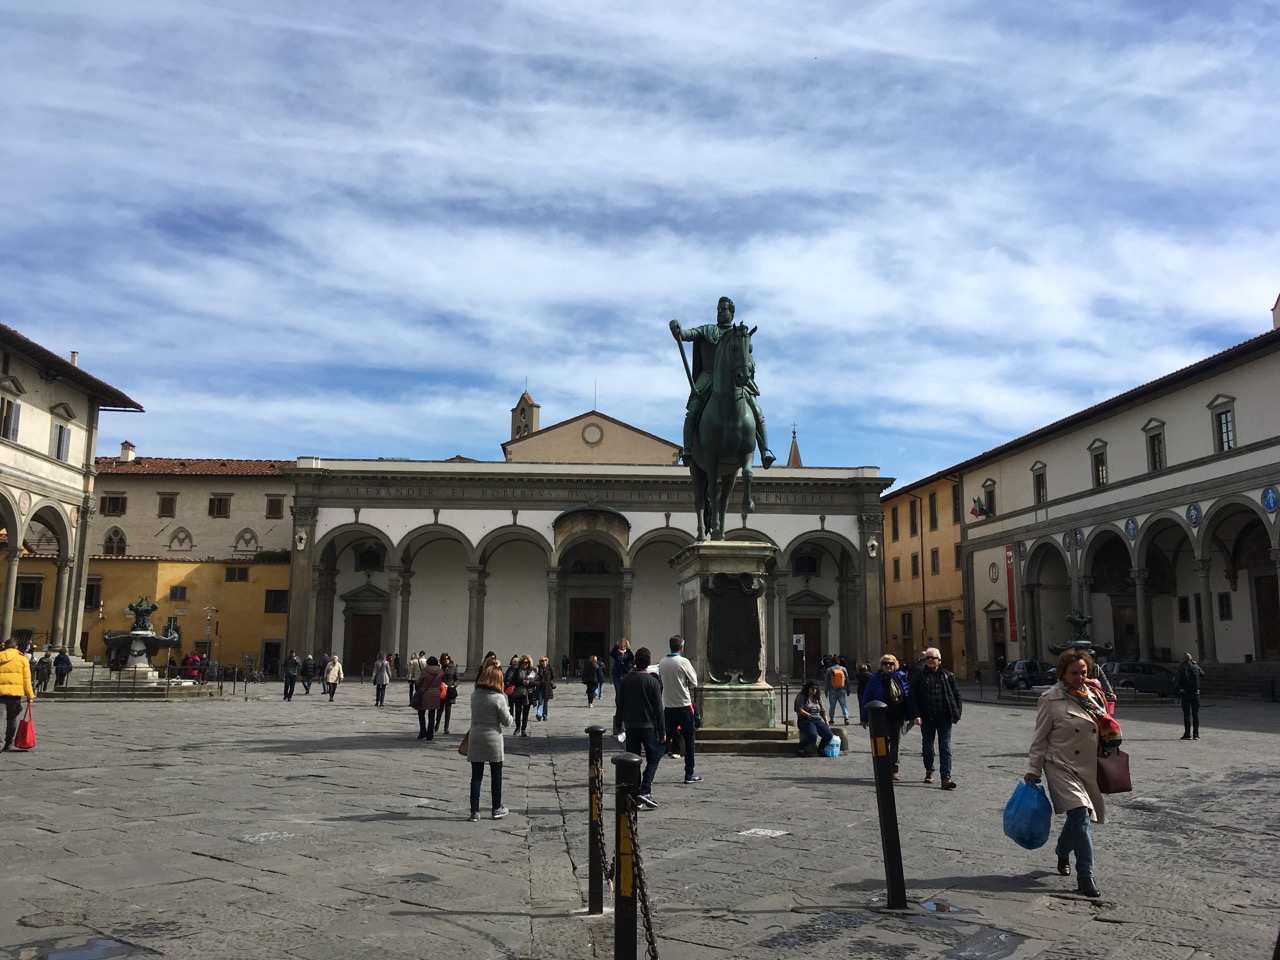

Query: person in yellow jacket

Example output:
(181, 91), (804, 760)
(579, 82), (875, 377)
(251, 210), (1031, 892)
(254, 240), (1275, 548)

(0, 637), (36, 751)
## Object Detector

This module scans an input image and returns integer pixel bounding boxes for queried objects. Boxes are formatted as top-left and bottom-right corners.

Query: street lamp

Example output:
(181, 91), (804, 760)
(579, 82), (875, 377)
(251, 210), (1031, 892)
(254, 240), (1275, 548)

(204, 606), (218, 688)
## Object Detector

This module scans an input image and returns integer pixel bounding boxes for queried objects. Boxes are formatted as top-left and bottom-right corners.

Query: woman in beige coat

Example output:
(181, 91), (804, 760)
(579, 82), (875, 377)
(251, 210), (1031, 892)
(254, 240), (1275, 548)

(1024, 649), (1117, 898)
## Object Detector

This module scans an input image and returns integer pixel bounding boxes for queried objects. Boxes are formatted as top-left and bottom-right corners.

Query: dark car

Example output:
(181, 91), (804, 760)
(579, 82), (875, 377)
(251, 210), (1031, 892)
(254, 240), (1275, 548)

(1102, 661), (1176, 696)
(1002, 659), (1055, 689)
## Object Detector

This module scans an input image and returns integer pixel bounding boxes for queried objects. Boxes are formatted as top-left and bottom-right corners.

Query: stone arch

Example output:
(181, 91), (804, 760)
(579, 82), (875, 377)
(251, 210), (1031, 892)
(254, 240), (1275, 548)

(396, 524), (476, 564)
(726, 527), (777, 547)
(168, 527), (194, 552)
(1080, 521), (1133, 569)
(102, 527), (127, 556)
(630, 527), (695, 557)
(1024, 538), (1072, 657)
(27, 501), (72, 554)
(1080, 527), (1135, 657)
(314, 523), (396, 560)
(232, 527), (259, 552)
(552, 528), (629, 568)
(475, 525), (553, 567)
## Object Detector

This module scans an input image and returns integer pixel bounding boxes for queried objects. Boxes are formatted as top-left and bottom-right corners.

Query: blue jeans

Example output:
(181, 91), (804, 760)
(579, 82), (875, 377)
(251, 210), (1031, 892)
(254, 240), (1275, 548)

(301, 677), (312, 693)
(664, 706), (697, 777)
(470, 761), (503, 814)
(1056, 807), (1094, 879)
(624, 726), (662, 796)
(920, 717), (953, 779)
(283, 675), (297, 700)
(797, 717), (833, 753)
(827, 689), (848, 719)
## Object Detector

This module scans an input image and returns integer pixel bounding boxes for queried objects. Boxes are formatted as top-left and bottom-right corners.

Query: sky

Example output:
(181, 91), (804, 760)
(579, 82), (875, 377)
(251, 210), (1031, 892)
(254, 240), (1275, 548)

(4, 1), (1279, 489)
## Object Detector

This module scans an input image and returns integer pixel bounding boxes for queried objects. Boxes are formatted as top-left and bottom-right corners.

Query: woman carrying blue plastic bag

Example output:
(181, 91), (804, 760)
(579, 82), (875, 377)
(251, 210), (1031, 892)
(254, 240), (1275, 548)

(1003, 779), (1051, 849)
(1024, 649), (1120, 898)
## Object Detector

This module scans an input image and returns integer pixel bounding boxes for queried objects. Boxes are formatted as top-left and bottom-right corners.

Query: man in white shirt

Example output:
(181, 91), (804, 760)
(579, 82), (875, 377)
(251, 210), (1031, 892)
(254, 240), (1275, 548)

(657, 635), (702, 784)
(406, 650), (425, 706)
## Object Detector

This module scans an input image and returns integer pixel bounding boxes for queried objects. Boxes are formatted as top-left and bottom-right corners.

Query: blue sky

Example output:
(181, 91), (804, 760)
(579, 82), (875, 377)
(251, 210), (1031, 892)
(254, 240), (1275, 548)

(4, 1), (1278, 488)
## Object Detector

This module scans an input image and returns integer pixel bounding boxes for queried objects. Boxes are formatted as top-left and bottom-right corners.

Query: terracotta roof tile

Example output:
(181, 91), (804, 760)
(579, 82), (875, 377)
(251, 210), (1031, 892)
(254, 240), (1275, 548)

(95, 457), (292, 477)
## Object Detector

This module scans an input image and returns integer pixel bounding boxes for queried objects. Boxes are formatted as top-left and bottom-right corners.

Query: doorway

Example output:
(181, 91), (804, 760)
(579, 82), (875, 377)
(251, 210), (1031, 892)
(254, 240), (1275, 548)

(261, 641), (282, 678)
(350, 614), (382, 674)
(570, 598), (610, 676)
(1255, 574), (1279, 659)
(791, 617), (821, 679)
(990, 617), (1006, 669)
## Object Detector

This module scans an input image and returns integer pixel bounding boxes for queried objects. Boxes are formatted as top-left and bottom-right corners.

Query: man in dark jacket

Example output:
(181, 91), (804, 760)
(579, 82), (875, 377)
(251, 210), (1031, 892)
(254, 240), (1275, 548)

(907, 646), (963, 790)
(1173, 652), (1204, 740)
(613, 647), (665, 809)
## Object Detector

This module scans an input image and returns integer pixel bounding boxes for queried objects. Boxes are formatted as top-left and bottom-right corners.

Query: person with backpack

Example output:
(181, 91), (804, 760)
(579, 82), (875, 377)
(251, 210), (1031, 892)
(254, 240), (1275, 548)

(824, 656), (851, 724)
(860, 654), (910, 780)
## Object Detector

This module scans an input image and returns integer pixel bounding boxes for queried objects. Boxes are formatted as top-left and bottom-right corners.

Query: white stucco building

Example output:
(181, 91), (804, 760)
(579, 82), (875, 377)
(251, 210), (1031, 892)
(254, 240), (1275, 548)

(285, 396), (890, 677)
(962, 304), (1280, 689)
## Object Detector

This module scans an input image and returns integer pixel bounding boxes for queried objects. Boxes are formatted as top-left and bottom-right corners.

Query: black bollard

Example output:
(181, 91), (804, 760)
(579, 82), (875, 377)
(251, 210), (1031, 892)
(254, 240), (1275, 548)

(611, 752), (641, 960)
(865, 701), (908, 909)
(586, 725), (606, 915)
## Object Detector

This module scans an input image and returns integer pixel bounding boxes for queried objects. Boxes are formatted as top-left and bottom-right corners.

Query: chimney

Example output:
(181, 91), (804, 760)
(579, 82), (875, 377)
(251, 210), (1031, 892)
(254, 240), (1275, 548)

(70, 351), (79, 367)
(119, 441), (136, 463)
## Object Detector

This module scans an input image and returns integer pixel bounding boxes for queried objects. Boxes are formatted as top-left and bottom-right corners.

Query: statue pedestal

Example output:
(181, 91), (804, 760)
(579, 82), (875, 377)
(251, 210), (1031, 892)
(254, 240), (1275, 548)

(113, 665), (161, 685)
(670, 540), (776, 730)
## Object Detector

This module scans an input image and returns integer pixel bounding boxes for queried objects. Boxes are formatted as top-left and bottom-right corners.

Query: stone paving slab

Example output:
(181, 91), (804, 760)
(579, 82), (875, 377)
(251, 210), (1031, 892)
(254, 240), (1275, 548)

(0, 686), (1277, 959)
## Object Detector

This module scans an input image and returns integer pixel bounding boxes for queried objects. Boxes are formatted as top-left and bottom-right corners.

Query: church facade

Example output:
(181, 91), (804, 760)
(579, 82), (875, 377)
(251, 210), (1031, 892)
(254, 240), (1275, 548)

(285, 396), (889, 679)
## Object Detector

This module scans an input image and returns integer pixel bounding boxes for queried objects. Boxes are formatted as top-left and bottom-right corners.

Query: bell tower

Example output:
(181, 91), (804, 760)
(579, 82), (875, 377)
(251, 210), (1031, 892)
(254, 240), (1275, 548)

(510, 390), (540, 440)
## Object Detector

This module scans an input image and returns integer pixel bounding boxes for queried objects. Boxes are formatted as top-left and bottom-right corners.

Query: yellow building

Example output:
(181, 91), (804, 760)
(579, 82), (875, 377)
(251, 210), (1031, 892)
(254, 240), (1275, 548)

(13, 553), (291, 673)
(881, 475), (969, 676)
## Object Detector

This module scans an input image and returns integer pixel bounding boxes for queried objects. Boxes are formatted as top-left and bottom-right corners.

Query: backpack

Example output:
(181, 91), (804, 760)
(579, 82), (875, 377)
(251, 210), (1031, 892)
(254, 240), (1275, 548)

(831, 667), (846, 689)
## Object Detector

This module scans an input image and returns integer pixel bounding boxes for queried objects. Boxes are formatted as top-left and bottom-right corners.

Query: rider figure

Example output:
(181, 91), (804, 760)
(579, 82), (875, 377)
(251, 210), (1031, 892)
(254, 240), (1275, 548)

(669, 296), (776, 469)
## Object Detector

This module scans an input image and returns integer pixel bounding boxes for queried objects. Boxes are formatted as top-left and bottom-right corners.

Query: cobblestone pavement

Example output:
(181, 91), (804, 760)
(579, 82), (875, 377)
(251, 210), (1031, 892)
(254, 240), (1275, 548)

(1, 681), (1277, 959)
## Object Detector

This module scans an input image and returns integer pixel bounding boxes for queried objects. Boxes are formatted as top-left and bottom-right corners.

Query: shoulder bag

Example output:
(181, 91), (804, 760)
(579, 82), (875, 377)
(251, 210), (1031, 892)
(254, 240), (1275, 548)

(457, 731), (470, 757)
(15, 702), (35, 750)
(1095, 744), (1131, 794)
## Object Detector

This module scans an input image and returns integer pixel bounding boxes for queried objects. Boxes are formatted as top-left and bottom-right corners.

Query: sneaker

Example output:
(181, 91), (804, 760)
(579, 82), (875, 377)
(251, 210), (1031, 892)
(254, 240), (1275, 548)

(636, 794), (659, 809)
(684, 774), (703, 783)
(492, 806), (509, 820)
(467, 812), (479, 822)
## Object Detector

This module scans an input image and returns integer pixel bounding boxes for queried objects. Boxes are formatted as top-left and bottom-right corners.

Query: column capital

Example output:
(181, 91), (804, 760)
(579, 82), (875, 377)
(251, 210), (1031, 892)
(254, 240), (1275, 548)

(1079, 575), (1095, 589)
(1193, 558), (1212, 579)
(1270, 547), (1280, 569)
(1129, 567), (1149, 585)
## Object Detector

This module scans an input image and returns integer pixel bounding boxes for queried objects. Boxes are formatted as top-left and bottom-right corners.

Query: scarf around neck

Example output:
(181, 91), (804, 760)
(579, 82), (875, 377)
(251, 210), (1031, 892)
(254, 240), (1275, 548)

(1062, 678), (1123, 751)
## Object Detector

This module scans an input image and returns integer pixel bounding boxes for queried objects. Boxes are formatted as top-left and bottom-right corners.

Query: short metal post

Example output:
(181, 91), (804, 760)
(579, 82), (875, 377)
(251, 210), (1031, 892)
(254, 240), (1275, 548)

(866, 701), (908, 909)
(611, 752), (641, 960)
(586, 725), (606, 915)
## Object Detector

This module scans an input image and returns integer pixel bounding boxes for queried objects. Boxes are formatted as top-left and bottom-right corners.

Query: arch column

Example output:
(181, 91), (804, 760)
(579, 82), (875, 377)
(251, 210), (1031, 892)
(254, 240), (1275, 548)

(772, 574), (790, 680)
(836, 574), (856, 661)
(397, 568), (413, 663)
(466, 564), (488, 671)
(544, 567), (559, 659)
(313, 564), (337, 656)
(1194, 559), (1218, 663)
(1130, 567), (1151, 660)
(620, 566), (635, 642)
(0, 546), (21, 643)
(1023, 582), (1041, 660)
(1078, 574), (1094, 624)
(384, 568), (402, 662)
(49, 556), (73, 651)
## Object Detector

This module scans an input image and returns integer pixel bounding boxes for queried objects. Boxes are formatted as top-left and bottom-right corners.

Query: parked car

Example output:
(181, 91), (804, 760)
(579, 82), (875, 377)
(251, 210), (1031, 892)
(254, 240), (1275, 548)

(1002, 659), (1055, 689)
(1101, 661), (1176, 696)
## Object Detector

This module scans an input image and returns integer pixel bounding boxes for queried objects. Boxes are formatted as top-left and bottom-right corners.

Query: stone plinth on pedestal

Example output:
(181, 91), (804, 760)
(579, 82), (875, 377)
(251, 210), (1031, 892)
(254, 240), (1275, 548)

(670, 540), (776, 730)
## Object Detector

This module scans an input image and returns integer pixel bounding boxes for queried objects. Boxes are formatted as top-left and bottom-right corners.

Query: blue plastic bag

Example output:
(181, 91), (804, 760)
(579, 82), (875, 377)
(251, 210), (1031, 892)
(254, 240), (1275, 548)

(822, 738), (841, 758)
(1003, 780), (1051, 850)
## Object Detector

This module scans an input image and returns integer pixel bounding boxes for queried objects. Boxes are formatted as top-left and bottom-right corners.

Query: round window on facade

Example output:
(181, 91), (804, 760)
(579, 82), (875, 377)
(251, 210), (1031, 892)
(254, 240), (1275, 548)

(582, 423), (604, 446)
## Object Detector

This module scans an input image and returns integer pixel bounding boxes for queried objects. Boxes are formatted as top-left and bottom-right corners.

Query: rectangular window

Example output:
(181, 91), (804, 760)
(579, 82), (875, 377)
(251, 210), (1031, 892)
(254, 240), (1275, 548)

(1147, 432), (1166, 472)
(17, 579), (42, 610)
(265, 496), (284, 520)
(158, 494), (177, 518)
(1217, 592), (1232, 621)
(1033, 470), (1047, 505)
(984, 487), (996, 517)
(165, 616), (180, 636)
(1177, 596), (1191, 623)
(100, 494), (127, 516)
(954, 543), (962, 570)
(209, 496), (232, 518)
(901, 611), (913, 639)
(1092, 450), (1108, 487)
(0, 397), (20, 442)
(928, 491), (938, 531)
(951, 483), (962, 524)
(909, 500), (918, 537)
(938, 608), (953, 635)
(1215, 410), (1235, 452)
(911, 553), (920, 579)
(264, 589), (289, 613)
(225, 566), (249, 582)
(50, 422), (72, 461)
(892, 557), (901, 582)
(84, 579), (102, 611)
(891, 505), (899, 542)
(169, 585), (188, 601)
(930, 548), (939, 575)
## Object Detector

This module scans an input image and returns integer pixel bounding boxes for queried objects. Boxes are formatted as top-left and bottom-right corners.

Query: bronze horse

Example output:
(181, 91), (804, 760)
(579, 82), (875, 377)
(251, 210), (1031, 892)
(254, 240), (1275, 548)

(689, 322), (757, 540)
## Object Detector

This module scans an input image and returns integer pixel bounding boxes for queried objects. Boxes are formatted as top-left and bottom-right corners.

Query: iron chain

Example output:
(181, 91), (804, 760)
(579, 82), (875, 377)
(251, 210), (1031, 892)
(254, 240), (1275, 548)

(623, 795), (660, 960)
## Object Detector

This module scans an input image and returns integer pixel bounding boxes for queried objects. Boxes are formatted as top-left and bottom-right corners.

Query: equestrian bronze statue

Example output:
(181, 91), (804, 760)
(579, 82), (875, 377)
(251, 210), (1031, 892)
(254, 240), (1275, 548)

(670, 296), (775, 540)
